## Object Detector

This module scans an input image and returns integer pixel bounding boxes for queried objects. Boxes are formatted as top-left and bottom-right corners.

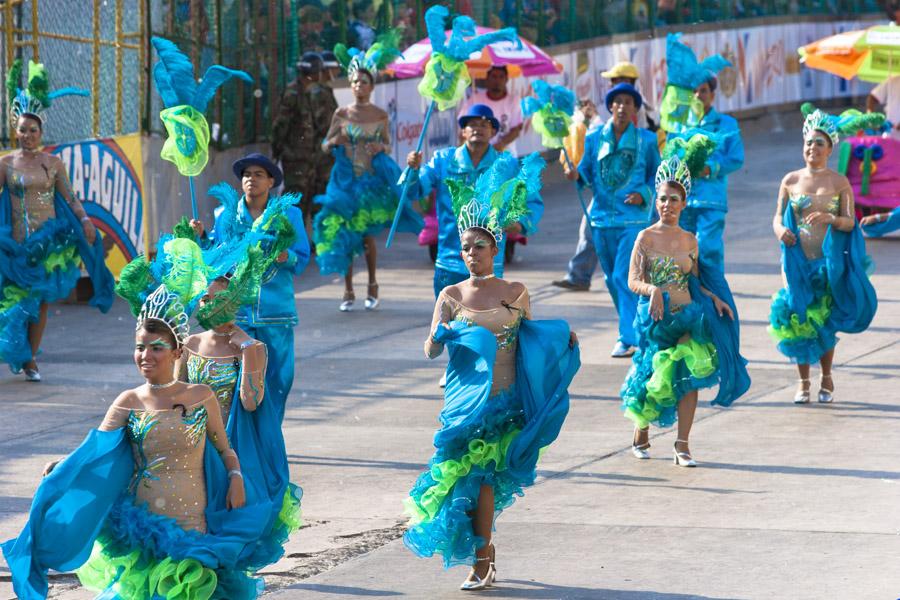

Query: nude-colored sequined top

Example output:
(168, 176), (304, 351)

(789, 192), (848, 261)
(6, 163), (59, 242)
(101, 393), (232, 534)
(126, 403), (210, 532)
(629, 236), (699, 308)
(185, 350), (240, 419)
(329, 113), (391, 176)
(426, 288), (531, 395)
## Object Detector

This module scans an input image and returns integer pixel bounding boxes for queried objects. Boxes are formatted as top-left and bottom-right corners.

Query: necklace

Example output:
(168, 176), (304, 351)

(147, 379), (177, 390)
(808, 166), (828, 174)
(470, 273), (495, 281)
(212, 330), (232, 337)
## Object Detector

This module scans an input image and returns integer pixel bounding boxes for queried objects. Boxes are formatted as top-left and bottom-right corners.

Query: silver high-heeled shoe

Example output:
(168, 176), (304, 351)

(364, 283), (379, 311)
(673, 439), (697, 467)
(793, 378), (811, 404)
(631, 427), (650, 459)
(339, 291), (355, 312)
(818, 374), (834, 403)
(460, 557), (495, 591)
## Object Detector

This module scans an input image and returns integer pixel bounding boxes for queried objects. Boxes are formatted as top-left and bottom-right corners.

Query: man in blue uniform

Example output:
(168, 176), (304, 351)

(406, 104), (544, 297)
(193, 153), (310, 423)
(567, 83), (660, 358)
(677, 76), (744, 273)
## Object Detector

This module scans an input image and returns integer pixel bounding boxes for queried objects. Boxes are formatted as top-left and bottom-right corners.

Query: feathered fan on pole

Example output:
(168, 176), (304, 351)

(151, 37), (253, 178)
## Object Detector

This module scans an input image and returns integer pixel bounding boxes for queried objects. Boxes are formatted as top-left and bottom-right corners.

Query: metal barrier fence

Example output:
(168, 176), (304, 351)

(1, 0), (142, 147)
(0, 0), (884, 151)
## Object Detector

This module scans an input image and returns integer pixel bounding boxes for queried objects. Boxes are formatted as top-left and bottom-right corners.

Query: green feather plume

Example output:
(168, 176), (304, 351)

(663, 134), (717, 178)
(26, 60), (50, 109)
(370, 30), (402, 71)
(115, 256), (155, 316)
(447, 178), (475, 216)
(334, 44), (353, 71)
(172, 216), (198, 241)
(6, 59), (22, 107)
(196, 247), (264, 330)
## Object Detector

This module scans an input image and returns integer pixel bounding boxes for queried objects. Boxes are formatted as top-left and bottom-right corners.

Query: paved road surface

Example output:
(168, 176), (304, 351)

(2, 124), (898, 600)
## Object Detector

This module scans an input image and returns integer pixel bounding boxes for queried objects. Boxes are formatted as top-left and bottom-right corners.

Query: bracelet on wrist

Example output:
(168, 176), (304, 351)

(228, 469), (243, 479)
(80, 216), (91, 223)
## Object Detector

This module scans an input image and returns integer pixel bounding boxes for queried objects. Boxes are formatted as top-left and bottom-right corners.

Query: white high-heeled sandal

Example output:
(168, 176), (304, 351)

(631, 427), (651, 459)
(793, 378), (811, 404)
(673, 439), (697, 467)
(460, 556), (495, 591)
(818, 373), (834, 403)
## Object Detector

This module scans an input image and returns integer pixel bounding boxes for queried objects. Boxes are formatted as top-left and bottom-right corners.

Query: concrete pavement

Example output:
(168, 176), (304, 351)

(1, 123), (899, 600)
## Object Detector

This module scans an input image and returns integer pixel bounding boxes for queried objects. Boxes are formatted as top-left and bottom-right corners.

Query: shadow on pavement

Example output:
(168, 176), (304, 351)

(488, 579), (742, 599)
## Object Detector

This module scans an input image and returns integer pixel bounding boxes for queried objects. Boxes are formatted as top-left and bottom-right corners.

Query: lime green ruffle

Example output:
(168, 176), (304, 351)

(767, 293), (833, 342)
(532, 108), (571, 149)
(625, 338), (717, 429)
(43, 244), (78, 273)
(278, 483), (303, 534)
(77, 542), (217, 600)
(0, 284), (28, 312)
(404, 428), (521, 525)
(314, 205), (394, 254)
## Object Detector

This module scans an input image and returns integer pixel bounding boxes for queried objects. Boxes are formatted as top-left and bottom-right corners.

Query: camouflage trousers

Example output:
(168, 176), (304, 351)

(282, 159), (320, 227)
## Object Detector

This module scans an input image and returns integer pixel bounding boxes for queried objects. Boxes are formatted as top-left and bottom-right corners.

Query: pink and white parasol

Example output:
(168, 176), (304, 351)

(387, 26), (563, 79)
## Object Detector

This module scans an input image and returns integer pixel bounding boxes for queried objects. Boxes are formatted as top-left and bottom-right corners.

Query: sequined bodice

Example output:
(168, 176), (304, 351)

(5, 164), (58, 242)
(186, 351), (239, 419)
(126, 405), (209, 532)
(439, 289), (530, 395)
(642, 246), (695, 307)
(342, 120), (384, 176)
(789, 192), (841, 260)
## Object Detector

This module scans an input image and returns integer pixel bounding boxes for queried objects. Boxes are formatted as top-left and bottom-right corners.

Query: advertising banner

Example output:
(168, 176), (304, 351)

(49, 134), (144, 278)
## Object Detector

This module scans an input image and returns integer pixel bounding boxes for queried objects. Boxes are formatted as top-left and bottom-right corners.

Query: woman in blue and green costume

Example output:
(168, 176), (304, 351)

(0, 60), (113, 381)
(175, 259), (302, 571)
(403, 156), (580, 590)
(623, 155), (749, 467)
(314, 32), (420, 312)
(1, 285), (274, 600)
(769, 109), (877, 405)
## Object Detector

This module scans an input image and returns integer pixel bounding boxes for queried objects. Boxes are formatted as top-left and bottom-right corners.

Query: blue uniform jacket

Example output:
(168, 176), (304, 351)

(679, 108), (744, 212)
(211, 196), (310, 326)
(578, 122), (660, 229)
(409, 145), (544, 276)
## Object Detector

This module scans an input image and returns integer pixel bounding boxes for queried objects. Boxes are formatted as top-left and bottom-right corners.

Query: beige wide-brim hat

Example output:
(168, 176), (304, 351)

(601, 61), (640, 80)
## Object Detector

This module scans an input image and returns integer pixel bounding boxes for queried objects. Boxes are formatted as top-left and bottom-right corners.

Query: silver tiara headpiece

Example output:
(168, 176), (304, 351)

(136, 285), (191, 346)
(803, 109), (839, 146)
(457, 198), (503, 244)
(655, 156), (692, 198)
(10, 91), (46, 124)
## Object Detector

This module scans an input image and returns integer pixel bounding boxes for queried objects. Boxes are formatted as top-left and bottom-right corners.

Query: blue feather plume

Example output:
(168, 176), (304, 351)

(151, 36), (253, 112)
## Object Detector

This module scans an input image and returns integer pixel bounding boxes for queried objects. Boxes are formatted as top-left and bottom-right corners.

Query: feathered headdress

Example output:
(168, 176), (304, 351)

(661, 128), (722, 185)
(521, 80), (576, 149)
(6, 58), (89, 126)
(334, 30), (402, 82)
(196, 247), (264, 330)
(151, 37), (253, 176)
(448, 153), (545, 244)
(800, 102), (885, 146)
(660, 33), (731, 133)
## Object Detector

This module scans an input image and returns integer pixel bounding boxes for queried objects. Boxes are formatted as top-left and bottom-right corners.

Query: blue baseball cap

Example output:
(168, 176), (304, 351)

(605, 83), (643, 112)
(232, 153), (283, 187)
(458, 104), (500, 131)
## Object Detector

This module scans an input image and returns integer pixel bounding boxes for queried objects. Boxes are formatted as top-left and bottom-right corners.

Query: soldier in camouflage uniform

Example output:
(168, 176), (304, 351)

(312, 50), (341, 197)
(271, 52), (332, 231)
